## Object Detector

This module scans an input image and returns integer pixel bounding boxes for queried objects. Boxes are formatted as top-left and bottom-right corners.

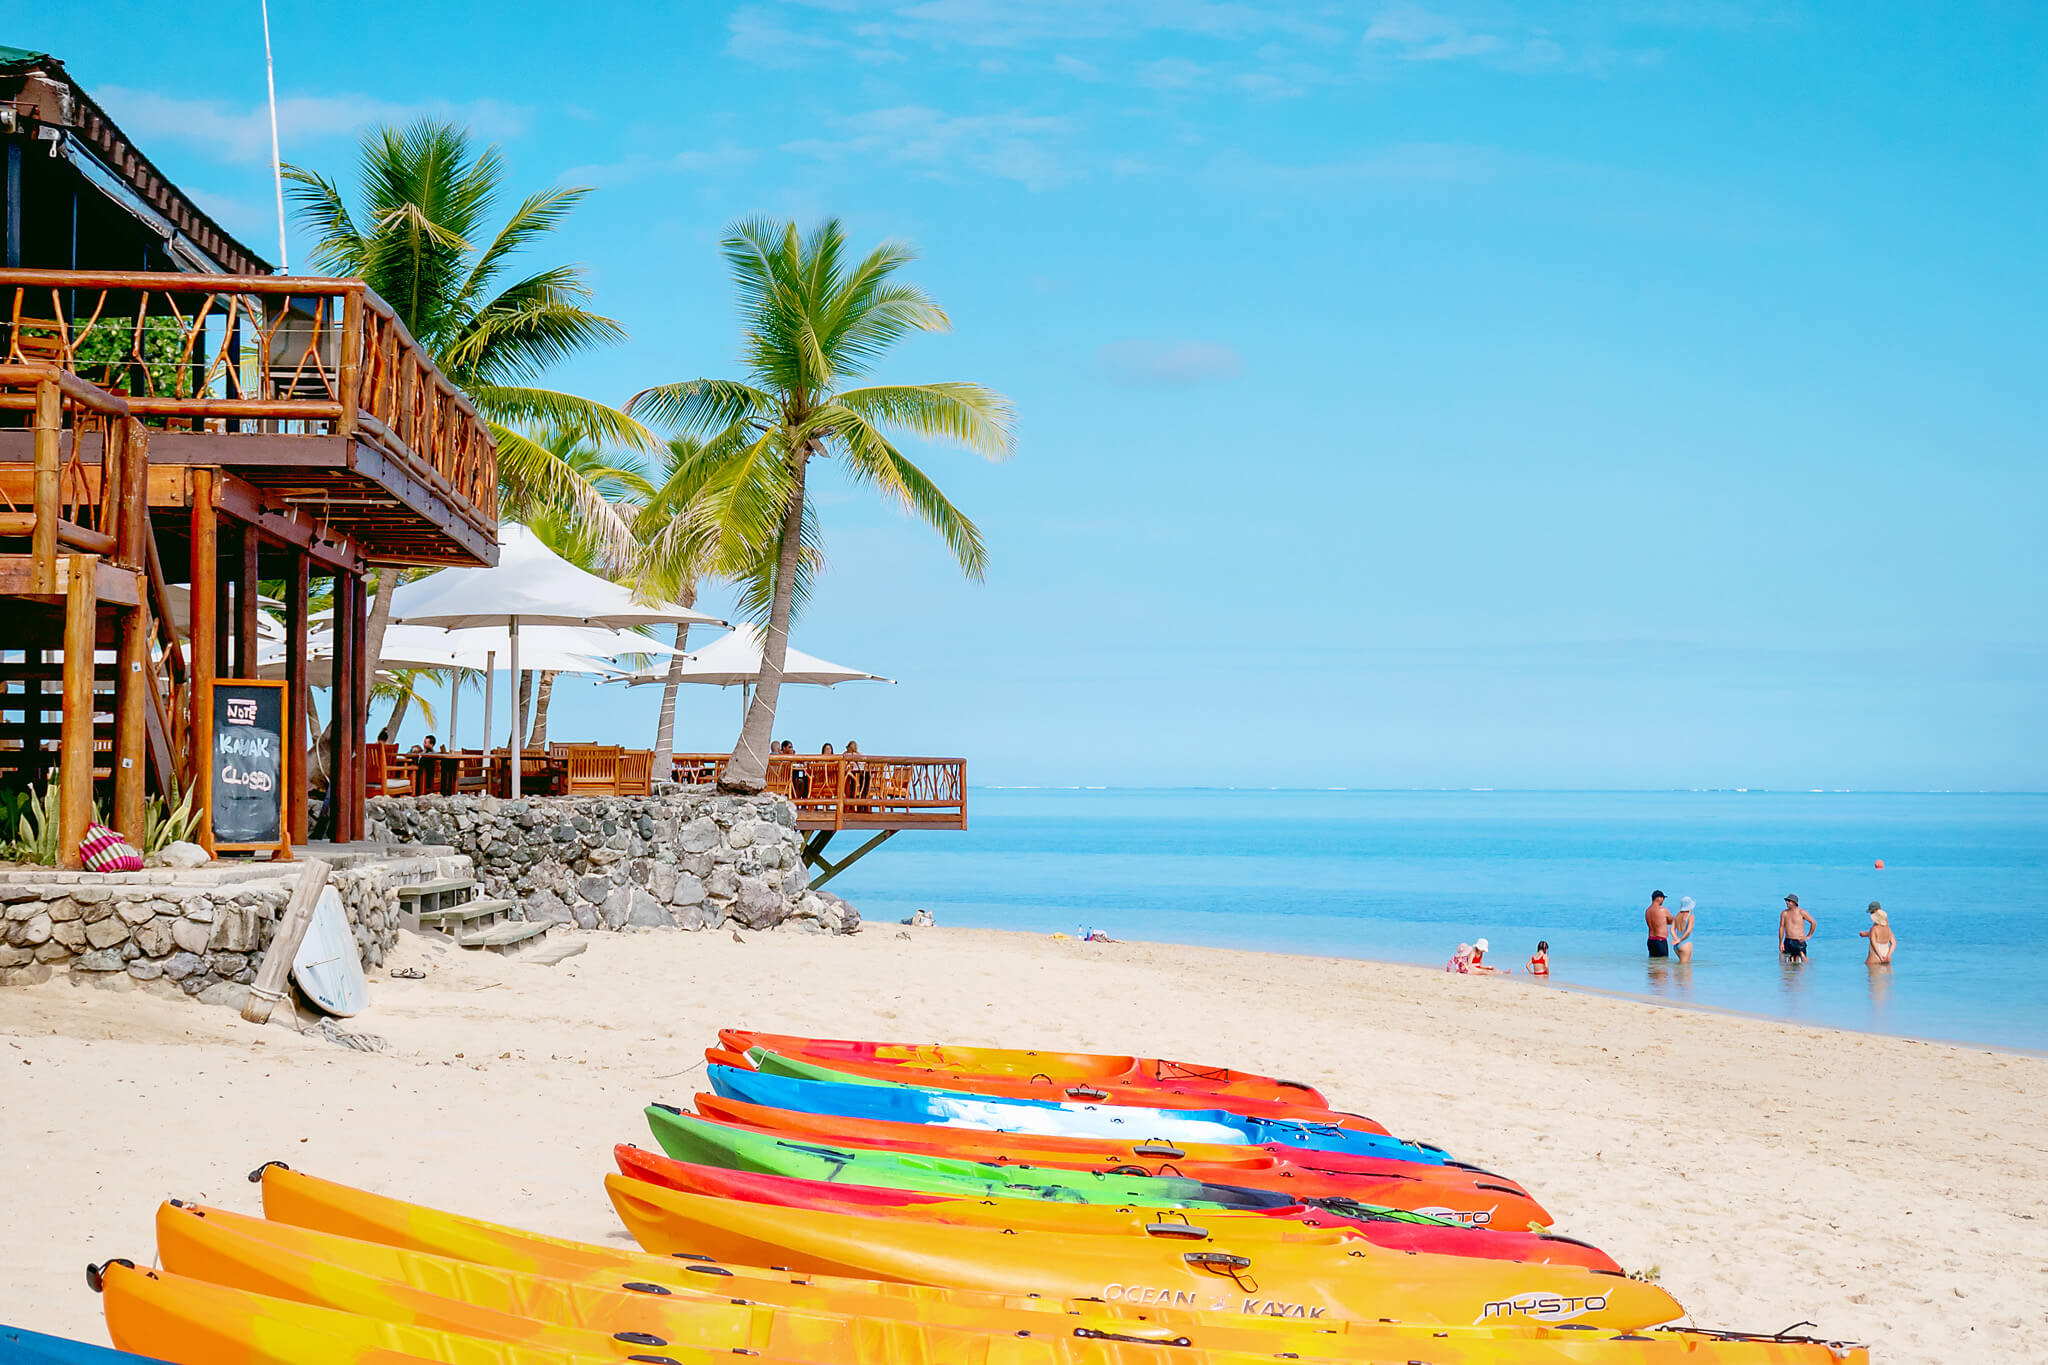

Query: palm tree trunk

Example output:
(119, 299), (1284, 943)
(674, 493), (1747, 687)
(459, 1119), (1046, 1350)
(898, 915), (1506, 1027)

(365, 566), (398, 674)
(530, 670), (559, 747)
(722, 450), (807, 792)
(513, 669), (535, 750)
(653, 587), (697, 757)
(386, 687), (413, 737)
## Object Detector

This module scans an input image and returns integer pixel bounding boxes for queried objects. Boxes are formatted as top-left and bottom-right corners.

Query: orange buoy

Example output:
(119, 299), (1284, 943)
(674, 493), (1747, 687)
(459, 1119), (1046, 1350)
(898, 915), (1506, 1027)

(1875, 859), (1885, 870)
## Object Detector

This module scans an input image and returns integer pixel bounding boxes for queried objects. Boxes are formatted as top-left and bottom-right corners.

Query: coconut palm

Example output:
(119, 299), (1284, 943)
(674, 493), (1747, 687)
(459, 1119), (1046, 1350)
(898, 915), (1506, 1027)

(286, 118), (650, 689)
(629, 218), (1012, 792)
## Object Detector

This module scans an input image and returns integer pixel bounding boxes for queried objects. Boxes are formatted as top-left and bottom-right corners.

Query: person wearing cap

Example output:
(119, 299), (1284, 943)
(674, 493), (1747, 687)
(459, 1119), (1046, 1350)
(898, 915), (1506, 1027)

(1779, 894), (1816, 960)
(1671, 896), (1697, 964)
(1645, 890), (1673, 959)
(1860, 901), (1897, 965)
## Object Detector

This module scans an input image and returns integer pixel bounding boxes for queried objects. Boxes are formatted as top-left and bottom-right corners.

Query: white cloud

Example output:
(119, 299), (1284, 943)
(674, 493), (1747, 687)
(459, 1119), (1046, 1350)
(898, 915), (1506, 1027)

(1095, 340), (1244, 387)
(1053, 54), (1103, 80)
(782, 106), (1076, 189)
(95, 86), (529, 165)
(1201, 142), (1507, 192)
(1361, 4), (1578, 68)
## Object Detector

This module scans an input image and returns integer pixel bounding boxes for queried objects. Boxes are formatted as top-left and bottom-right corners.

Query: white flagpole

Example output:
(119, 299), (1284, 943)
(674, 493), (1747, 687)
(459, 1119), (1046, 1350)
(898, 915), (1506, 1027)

(261, 0), (289, 271)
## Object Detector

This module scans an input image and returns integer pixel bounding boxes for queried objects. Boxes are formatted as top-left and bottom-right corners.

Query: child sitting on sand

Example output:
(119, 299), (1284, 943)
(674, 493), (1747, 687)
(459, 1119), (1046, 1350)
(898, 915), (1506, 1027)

(1526, 941), (1550, 975)
(1446, 943), (1474, 973)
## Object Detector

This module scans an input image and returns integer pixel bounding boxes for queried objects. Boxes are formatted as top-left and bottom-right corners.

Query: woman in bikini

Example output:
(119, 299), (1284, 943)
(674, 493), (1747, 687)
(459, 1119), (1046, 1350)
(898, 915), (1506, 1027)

(1671, 896), (1696, 963)
(1861, 902), (1898, 964)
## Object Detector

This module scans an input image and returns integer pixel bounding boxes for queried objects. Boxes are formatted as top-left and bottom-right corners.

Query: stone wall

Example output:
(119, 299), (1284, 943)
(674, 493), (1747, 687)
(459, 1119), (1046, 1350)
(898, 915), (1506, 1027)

(366, 789), (859, 935)
(0, 851), (455, 994)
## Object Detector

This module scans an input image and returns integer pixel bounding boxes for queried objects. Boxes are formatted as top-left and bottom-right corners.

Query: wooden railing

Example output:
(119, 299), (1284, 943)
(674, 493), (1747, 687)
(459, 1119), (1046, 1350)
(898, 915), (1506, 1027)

(0, 364), (148, 589)
(0, 269), (498, 531)
(672, 753), (968, 831)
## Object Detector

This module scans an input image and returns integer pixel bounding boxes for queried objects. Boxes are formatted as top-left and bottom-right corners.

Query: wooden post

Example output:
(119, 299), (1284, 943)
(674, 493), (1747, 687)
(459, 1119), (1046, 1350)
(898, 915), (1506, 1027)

(240, 857), (330, 1025)
(113, 602), (147, 846)
(213, 520), (233, 677)
(31, 376), (59, 593)
(117, 422), (148, 570)
(59, 554), (95, 869)
(190, 470), (217, 856)
(330, 570), (357, 843)
(338, 288), (362, 440)
(349, 566), (368, 840)
(285, 546), (309, 846)
(236, 522), (260, 678)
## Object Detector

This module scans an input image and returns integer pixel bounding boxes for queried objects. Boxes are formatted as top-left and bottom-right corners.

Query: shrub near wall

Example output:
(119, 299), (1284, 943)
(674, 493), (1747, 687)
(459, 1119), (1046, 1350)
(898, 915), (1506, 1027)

(366, 790), (860, 935)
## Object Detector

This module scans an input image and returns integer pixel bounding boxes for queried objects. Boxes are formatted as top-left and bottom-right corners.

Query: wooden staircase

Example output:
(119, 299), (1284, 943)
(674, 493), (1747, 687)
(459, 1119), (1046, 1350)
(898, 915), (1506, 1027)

(397, 875), (580, 961)
(0, 365), (185, 862)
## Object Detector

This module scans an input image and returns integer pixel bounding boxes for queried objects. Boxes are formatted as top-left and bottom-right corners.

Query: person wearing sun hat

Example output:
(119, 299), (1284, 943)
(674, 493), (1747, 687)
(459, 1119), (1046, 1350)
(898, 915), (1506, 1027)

(1779, 893), (1816, 961)
(1861, 901), (1897, 965)
(1672, 896), (1697, 963)
(1468, 937), (1504, 974)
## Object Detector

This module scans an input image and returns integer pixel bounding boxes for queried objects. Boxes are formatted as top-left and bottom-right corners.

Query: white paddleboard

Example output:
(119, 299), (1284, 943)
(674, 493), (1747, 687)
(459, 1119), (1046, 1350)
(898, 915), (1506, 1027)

(292, 886), (368, 1017)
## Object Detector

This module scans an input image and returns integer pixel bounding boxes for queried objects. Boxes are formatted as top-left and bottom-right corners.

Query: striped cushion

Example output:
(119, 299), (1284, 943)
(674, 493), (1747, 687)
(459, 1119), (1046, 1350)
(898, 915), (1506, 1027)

(79, 821), (144, 873)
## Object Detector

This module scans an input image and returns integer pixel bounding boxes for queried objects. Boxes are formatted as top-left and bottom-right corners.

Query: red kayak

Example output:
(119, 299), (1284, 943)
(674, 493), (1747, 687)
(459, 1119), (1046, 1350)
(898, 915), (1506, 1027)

(614, 1144), (1618, 1272)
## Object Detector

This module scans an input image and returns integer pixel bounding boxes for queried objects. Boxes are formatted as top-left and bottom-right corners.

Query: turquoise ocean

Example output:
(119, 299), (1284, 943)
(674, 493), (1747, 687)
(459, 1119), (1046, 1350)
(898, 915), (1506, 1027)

(831, 789), (2048, 1053)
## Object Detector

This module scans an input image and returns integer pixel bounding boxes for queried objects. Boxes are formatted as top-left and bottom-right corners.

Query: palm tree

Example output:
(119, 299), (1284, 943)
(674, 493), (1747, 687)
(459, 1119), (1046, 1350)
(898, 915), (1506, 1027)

(629, 219), (1013, 792)
(285, 118), (651, 681)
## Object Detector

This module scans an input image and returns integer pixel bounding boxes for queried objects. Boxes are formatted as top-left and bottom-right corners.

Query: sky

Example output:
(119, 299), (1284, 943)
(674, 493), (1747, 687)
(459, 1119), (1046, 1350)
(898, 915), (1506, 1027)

(20, 2), (2047, 789)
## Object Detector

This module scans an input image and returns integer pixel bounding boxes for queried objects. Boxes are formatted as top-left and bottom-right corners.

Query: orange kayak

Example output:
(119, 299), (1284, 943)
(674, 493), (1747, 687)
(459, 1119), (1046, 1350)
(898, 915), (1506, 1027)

(614, 1143), (1620, 1271)
(604, 1173), (1683, 1330)
(233, 1167), (1866, 1364)
(717, 1030), (1332, 1108)
(726, 1043), (1392, 1131)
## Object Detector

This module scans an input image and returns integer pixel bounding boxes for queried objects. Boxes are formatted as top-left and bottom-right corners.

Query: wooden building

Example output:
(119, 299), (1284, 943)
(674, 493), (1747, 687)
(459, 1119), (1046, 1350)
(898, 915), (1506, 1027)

(0, 47), (498, 866)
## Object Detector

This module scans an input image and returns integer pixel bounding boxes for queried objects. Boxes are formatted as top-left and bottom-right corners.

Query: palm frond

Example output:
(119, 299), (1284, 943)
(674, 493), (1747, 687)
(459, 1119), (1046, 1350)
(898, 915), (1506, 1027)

(834, 382), (1015, 460)
(832, 408), (989, 579)
(490, 421), (637, 566)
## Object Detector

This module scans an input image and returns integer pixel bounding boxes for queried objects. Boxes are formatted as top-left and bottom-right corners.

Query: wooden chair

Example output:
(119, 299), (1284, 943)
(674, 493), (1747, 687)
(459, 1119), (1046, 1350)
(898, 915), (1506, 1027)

(615, 749), (653, 796)
(364, 742), (415, 797)
(560, 744), (620, 796)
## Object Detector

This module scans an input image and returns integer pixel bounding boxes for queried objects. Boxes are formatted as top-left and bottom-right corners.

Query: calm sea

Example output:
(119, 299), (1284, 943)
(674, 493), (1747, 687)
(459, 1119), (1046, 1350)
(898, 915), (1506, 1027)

(831, 789), (2048, 1052)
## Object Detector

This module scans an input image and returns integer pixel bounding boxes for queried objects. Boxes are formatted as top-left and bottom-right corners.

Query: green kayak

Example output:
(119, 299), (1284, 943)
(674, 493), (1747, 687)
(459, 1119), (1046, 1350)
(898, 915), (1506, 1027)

(644, 1104), (1300, 1211)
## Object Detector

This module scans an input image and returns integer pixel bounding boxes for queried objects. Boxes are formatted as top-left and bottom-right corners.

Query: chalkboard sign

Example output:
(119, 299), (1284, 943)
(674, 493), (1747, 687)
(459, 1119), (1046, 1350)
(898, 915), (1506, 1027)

(209, 679), (290, 857)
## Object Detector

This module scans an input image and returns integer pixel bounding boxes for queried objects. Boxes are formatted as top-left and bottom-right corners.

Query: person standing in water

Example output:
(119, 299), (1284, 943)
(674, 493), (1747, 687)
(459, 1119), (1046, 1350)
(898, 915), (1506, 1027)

(1861, 902), (1897, 964)
(1671, 896), (1697, 963)
(1779, 894), (1816, 961)
(1645, 891), (1672, 959)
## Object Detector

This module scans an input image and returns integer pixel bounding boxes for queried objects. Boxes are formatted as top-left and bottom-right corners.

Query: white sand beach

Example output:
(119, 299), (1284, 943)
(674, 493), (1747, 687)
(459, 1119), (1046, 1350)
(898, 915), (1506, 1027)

(3, 925), (2043, 1364)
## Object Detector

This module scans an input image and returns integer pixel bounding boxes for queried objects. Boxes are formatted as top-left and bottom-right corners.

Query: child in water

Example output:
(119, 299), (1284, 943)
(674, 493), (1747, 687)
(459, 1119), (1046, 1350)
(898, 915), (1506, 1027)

(1526, 941), (1550, 976)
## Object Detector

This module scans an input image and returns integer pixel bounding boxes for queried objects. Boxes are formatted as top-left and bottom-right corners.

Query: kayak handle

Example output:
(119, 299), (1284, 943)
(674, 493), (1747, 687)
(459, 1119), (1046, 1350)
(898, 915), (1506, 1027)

(1144, 1222), (1210, 1240)
(1075, 1328), (1194, 1347)
(1183, 1251), (1251, 1270)
(1132, 1142), (1185, 1159)
(84, 1259), (134, 1293)
(1065, 1086), (1110, 1100)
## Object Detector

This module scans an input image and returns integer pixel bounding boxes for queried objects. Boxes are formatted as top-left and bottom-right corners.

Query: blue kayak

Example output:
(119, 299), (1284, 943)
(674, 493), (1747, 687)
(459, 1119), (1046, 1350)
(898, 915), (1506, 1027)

(0, 1326), (168, 1365)
(706, 1063), (1450, 1165)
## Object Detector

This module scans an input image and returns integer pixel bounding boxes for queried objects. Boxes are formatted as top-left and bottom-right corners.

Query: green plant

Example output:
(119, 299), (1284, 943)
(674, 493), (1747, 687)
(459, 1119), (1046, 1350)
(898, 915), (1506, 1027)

(7, 779), (62, 865)
(144, 780), (201, 855)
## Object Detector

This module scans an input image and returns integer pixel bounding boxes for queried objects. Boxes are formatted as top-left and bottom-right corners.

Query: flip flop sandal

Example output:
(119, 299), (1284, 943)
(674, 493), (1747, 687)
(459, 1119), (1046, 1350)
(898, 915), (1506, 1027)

(390, 967), (427, 980)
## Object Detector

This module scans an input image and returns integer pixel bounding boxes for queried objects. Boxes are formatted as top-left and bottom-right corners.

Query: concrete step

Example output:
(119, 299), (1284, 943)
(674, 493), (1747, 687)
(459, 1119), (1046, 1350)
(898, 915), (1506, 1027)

(457, 920), (551, 954)
(417, 898), (512, 929)
(395, 877), (478, 915)
(521, 937), (589, 967)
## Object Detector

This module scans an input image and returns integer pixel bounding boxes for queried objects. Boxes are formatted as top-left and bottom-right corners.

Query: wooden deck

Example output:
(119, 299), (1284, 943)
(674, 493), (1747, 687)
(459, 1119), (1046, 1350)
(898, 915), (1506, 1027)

(0, 270), (497, 565)
(670, 753), (968, 833)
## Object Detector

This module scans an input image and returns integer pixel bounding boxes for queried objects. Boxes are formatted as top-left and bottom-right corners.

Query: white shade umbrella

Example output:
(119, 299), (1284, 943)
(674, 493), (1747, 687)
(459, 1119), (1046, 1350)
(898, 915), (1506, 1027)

(389, 524), (725, 795)
(610, 623), (893, 689)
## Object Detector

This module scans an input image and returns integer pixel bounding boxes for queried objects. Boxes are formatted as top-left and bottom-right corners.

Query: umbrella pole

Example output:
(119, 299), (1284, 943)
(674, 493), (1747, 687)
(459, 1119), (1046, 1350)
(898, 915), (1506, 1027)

(509, 617), (522, 799)
(449, 671), (460, 749)
(483, 651), (495, 762)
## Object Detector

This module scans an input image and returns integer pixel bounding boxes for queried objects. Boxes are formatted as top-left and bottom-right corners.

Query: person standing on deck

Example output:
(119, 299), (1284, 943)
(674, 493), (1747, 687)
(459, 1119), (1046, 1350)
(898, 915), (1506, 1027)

(1779, 894), (1816, 961)
(1645, 891), (1673, 959)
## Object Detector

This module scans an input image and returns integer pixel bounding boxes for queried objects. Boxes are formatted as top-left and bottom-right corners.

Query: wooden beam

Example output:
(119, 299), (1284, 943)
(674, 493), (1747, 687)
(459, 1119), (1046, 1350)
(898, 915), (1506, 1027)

(59, 554), (96, 869)
(285, 547), (309, 846)
(114, 603), (147, 846)
(190, 470), (217, 856)
(31, 377), (59, 594)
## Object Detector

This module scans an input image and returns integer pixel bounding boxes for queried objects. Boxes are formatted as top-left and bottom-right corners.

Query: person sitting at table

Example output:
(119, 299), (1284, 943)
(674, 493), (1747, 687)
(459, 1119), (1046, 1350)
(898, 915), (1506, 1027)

(843, 740), (871, 800)
(819, 742), (834, 755)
